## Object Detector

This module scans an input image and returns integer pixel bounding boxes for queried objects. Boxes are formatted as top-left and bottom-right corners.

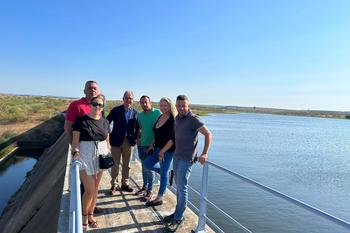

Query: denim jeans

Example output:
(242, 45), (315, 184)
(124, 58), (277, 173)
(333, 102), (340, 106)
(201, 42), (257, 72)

(143, 147), (173, 196)
(137, 146), (154, 192)
(172, 157), (193, 221)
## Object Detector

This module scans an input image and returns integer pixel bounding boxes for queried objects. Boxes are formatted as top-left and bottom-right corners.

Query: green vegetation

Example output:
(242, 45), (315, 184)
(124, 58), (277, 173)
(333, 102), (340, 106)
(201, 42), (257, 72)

(105, 100), (123, 113)
(192, 111), (209, 116)
(0, 144), (17, 160)
(0, 95), (71, 124)
(0, 131), (17, 144)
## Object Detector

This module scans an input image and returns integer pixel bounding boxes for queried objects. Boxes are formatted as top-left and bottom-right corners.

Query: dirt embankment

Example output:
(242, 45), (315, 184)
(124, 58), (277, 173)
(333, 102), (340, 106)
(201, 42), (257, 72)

(0, 114), (66, 152)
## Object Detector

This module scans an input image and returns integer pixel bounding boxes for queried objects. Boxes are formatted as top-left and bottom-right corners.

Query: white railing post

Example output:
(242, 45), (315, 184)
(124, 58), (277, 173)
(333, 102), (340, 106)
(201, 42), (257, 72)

(194, 162), (209, 233)
(69, 160), (83, 233)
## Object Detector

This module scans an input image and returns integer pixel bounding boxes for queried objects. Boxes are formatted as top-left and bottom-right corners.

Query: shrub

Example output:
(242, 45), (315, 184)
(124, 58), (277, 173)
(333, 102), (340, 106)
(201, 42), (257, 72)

(0, 95), (70, 123)
(0, 131), (17, 147)
(2, 130), (17, 139)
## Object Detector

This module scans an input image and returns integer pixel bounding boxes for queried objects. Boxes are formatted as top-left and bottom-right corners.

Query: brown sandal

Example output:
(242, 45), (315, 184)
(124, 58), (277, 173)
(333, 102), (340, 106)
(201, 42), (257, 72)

(88, 213), (98, 228)
(143, 191), (153, 202)
(82, 213), (88, 230)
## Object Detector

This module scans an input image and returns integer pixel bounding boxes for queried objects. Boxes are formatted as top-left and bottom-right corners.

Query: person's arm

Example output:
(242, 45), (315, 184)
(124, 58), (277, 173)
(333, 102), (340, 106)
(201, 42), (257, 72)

(71, 130), (81, 160)
(106, 132), (110, 149)
(158, 140), (174, 161)
(64, 120), (73, 143)
(106, 108), (114, 125)
(198, 126), (212, 165)
(105, 121), (111, 149)
(147, 139), (155, 153)
(135, 119), (141, 145)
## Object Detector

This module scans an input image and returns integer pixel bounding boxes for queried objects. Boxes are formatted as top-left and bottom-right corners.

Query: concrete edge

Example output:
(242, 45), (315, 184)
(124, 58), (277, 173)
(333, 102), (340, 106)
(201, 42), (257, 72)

(0, 146), (18, 165)
(57, 145), (72, 233)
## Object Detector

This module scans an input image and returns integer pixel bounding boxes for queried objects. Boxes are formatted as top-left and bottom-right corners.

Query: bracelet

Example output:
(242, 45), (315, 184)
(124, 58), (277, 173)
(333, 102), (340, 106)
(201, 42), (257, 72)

(72, 151), (79, 156)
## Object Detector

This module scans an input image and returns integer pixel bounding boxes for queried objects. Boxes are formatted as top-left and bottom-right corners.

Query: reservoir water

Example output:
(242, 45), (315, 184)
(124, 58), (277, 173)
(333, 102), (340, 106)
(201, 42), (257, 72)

(189, 113), (350, 233)
(0, 154), (37, 215)
(0, 113), (349, 232)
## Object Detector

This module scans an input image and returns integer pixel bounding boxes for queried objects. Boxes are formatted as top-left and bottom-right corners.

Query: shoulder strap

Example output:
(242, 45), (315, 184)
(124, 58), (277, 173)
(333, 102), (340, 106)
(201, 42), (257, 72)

(86, 123), (99, 149)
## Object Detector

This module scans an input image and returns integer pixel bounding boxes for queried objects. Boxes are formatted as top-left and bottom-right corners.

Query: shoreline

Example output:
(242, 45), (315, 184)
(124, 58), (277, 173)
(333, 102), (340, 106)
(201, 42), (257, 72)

(190, 104), (350, 120)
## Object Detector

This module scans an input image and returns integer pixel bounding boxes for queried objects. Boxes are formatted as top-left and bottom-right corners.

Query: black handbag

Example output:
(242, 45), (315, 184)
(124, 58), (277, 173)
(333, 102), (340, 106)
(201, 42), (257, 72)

(98, 153), (114, 169)
(94, 141), (114, 169)
(88, 123), (114, 169)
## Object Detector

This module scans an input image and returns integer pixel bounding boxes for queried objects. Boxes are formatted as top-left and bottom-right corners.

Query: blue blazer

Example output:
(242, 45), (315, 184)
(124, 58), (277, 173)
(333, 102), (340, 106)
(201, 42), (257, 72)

(106, 105), (138, 147)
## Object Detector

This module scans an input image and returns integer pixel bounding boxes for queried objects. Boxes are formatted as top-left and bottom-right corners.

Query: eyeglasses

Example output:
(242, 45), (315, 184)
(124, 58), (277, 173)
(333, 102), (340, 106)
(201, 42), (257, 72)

(91, 102), (104, 108)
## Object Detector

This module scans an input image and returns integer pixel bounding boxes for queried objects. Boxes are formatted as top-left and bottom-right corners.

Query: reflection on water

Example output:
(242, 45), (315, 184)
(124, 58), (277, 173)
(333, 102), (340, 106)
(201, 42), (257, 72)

(0, 154), (37, 215)
(188, 113), (350, 233)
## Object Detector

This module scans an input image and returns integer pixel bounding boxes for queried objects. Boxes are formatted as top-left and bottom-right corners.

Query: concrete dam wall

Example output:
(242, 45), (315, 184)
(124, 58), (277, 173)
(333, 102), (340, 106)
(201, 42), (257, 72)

(0, 115), (69, 233)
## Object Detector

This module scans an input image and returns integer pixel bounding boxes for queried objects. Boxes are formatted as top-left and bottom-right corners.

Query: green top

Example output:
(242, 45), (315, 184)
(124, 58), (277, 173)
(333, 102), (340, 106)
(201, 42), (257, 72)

(138, 107), (162, 146)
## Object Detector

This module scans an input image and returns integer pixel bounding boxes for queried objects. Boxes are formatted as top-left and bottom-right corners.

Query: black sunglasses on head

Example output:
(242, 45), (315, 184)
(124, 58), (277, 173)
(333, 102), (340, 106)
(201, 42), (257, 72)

(91, 102), (104, 108)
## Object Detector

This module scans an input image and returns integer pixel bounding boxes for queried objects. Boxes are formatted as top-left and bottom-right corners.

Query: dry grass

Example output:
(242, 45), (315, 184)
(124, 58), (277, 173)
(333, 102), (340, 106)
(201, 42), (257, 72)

(0, 95), (71, 141)
(0, 122), (42, 138)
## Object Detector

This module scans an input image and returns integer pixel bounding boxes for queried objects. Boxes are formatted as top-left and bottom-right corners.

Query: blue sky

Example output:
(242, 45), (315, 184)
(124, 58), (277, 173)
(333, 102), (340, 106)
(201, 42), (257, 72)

(0, 1), (349, 111)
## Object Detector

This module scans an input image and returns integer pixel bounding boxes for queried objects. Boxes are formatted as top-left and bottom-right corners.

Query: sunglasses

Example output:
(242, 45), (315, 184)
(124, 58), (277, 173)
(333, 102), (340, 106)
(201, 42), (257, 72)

(91, 102), (104, 108)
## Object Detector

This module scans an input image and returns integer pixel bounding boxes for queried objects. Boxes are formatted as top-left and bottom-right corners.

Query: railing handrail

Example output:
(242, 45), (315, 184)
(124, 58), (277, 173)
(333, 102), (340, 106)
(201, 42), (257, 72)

(194, 160), (350, 232)
(188, 184), (252, 233)
(193, 162), (252, 233)
(69, 160), (83, 233)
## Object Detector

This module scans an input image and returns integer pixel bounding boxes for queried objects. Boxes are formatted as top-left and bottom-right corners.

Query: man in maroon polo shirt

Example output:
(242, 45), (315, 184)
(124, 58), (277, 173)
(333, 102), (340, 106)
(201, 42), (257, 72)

(64, 80), (104, 214)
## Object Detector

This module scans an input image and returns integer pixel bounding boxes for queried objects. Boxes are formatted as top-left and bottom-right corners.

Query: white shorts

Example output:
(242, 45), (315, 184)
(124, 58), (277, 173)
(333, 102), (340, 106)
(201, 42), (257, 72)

(78, 140), (109, 175)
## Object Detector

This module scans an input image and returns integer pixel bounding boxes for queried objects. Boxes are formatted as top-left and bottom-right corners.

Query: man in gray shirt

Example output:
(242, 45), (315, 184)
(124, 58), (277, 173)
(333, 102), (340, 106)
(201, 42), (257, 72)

(165, 95), (212, 232)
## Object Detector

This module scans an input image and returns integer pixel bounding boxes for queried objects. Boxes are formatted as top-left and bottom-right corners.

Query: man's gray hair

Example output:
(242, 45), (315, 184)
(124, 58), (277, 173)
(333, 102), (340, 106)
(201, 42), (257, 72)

(123, 90), (134, 98)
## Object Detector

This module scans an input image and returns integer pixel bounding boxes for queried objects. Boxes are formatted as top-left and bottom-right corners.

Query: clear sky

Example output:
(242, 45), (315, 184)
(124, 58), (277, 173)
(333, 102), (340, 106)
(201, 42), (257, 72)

(0, 0), (349, 111)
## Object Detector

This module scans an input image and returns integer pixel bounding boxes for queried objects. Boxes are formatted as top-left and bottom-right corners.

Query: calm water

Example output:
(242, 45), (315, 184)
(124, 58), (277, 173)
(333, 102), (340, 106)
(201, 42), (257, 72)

(1, 113), (349, 232)
(189, 113), (350, 233)
(0, 155), (37, 215)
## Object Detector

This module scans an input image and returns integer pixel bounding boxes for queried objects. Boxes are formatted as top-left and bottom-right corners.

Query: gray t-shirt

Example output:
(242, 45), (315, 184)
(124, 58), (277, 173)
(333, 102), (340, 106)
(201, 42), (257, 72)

(174, 111), (204, 161)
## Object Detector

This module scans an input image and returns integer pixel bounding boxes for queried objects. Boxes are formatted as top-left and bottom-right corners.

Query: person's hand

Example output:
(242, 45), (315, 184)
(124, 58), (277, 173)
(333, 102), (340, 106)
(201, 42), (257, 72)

(158, 150), (165, 161)
(199, 153), (208, 165)
(72, 151), (80, 160)
(146, 144), (154, 154)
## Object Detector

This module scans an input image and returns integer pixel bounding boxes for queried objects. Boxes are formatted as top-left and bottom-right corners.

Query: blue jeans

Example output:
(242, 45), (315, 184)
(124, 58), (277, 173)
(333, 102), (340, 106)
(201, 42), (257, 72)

(137, 146), (154, 192)
(172, 157), (193, 221)
(143, 147), (173, 196)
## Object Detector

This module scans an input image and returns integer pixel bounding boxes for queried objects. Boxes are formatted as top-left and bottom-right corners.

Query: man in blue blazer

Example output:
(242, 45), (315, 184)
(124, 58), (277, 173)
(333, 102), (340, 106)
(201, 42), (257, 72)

(107, 90), (138, 194)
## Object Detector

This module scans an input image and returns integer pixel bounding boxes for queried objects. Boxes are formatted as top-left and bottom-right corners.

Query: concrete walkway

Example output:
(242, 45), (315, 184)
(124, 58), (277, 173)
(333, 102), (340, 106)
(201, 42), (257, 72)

(59, 155), (214, 233)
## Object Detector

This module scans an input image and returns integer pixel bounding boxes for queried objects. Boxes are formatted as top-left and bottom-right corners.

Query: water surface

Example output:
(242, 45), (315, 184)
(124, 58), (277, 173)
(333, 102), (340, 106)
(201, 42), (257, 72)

(0, 155), (37, 215)
(189, 113), (350, 232)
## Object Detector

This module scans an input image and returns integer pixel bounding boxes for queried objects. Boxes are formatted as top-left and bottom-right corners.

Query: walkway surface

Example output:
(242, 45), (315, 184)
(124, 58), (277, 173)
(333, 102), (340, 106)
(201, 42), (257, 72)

(59, 155), (215, 233)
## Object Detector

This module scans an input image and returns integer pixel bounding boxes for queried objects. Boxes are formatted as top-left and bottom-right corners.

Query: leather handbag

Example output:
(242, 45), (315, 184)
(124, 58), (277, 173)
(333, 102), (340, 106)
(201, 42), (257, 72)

(93, 140), (114, 169)
(98, 153), (114, 169)
(88, 124), (114, 169)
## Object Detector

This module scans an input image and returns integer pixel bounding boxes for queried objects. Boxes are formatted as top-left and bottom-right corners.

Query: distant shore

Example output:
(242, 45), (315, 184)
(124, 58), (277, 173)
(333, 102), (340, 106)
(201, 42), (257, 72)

(1, 93), (349, 121)
(190, 104), (350, 120)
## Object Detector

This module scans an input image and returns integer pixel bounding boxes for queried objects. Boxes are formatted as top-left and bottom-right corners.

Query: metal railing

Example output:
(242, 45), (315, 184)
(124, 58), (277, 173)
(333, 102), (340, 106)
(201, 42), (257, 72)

(69, 160), (83, 233)
(193, 160), (350, 233)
